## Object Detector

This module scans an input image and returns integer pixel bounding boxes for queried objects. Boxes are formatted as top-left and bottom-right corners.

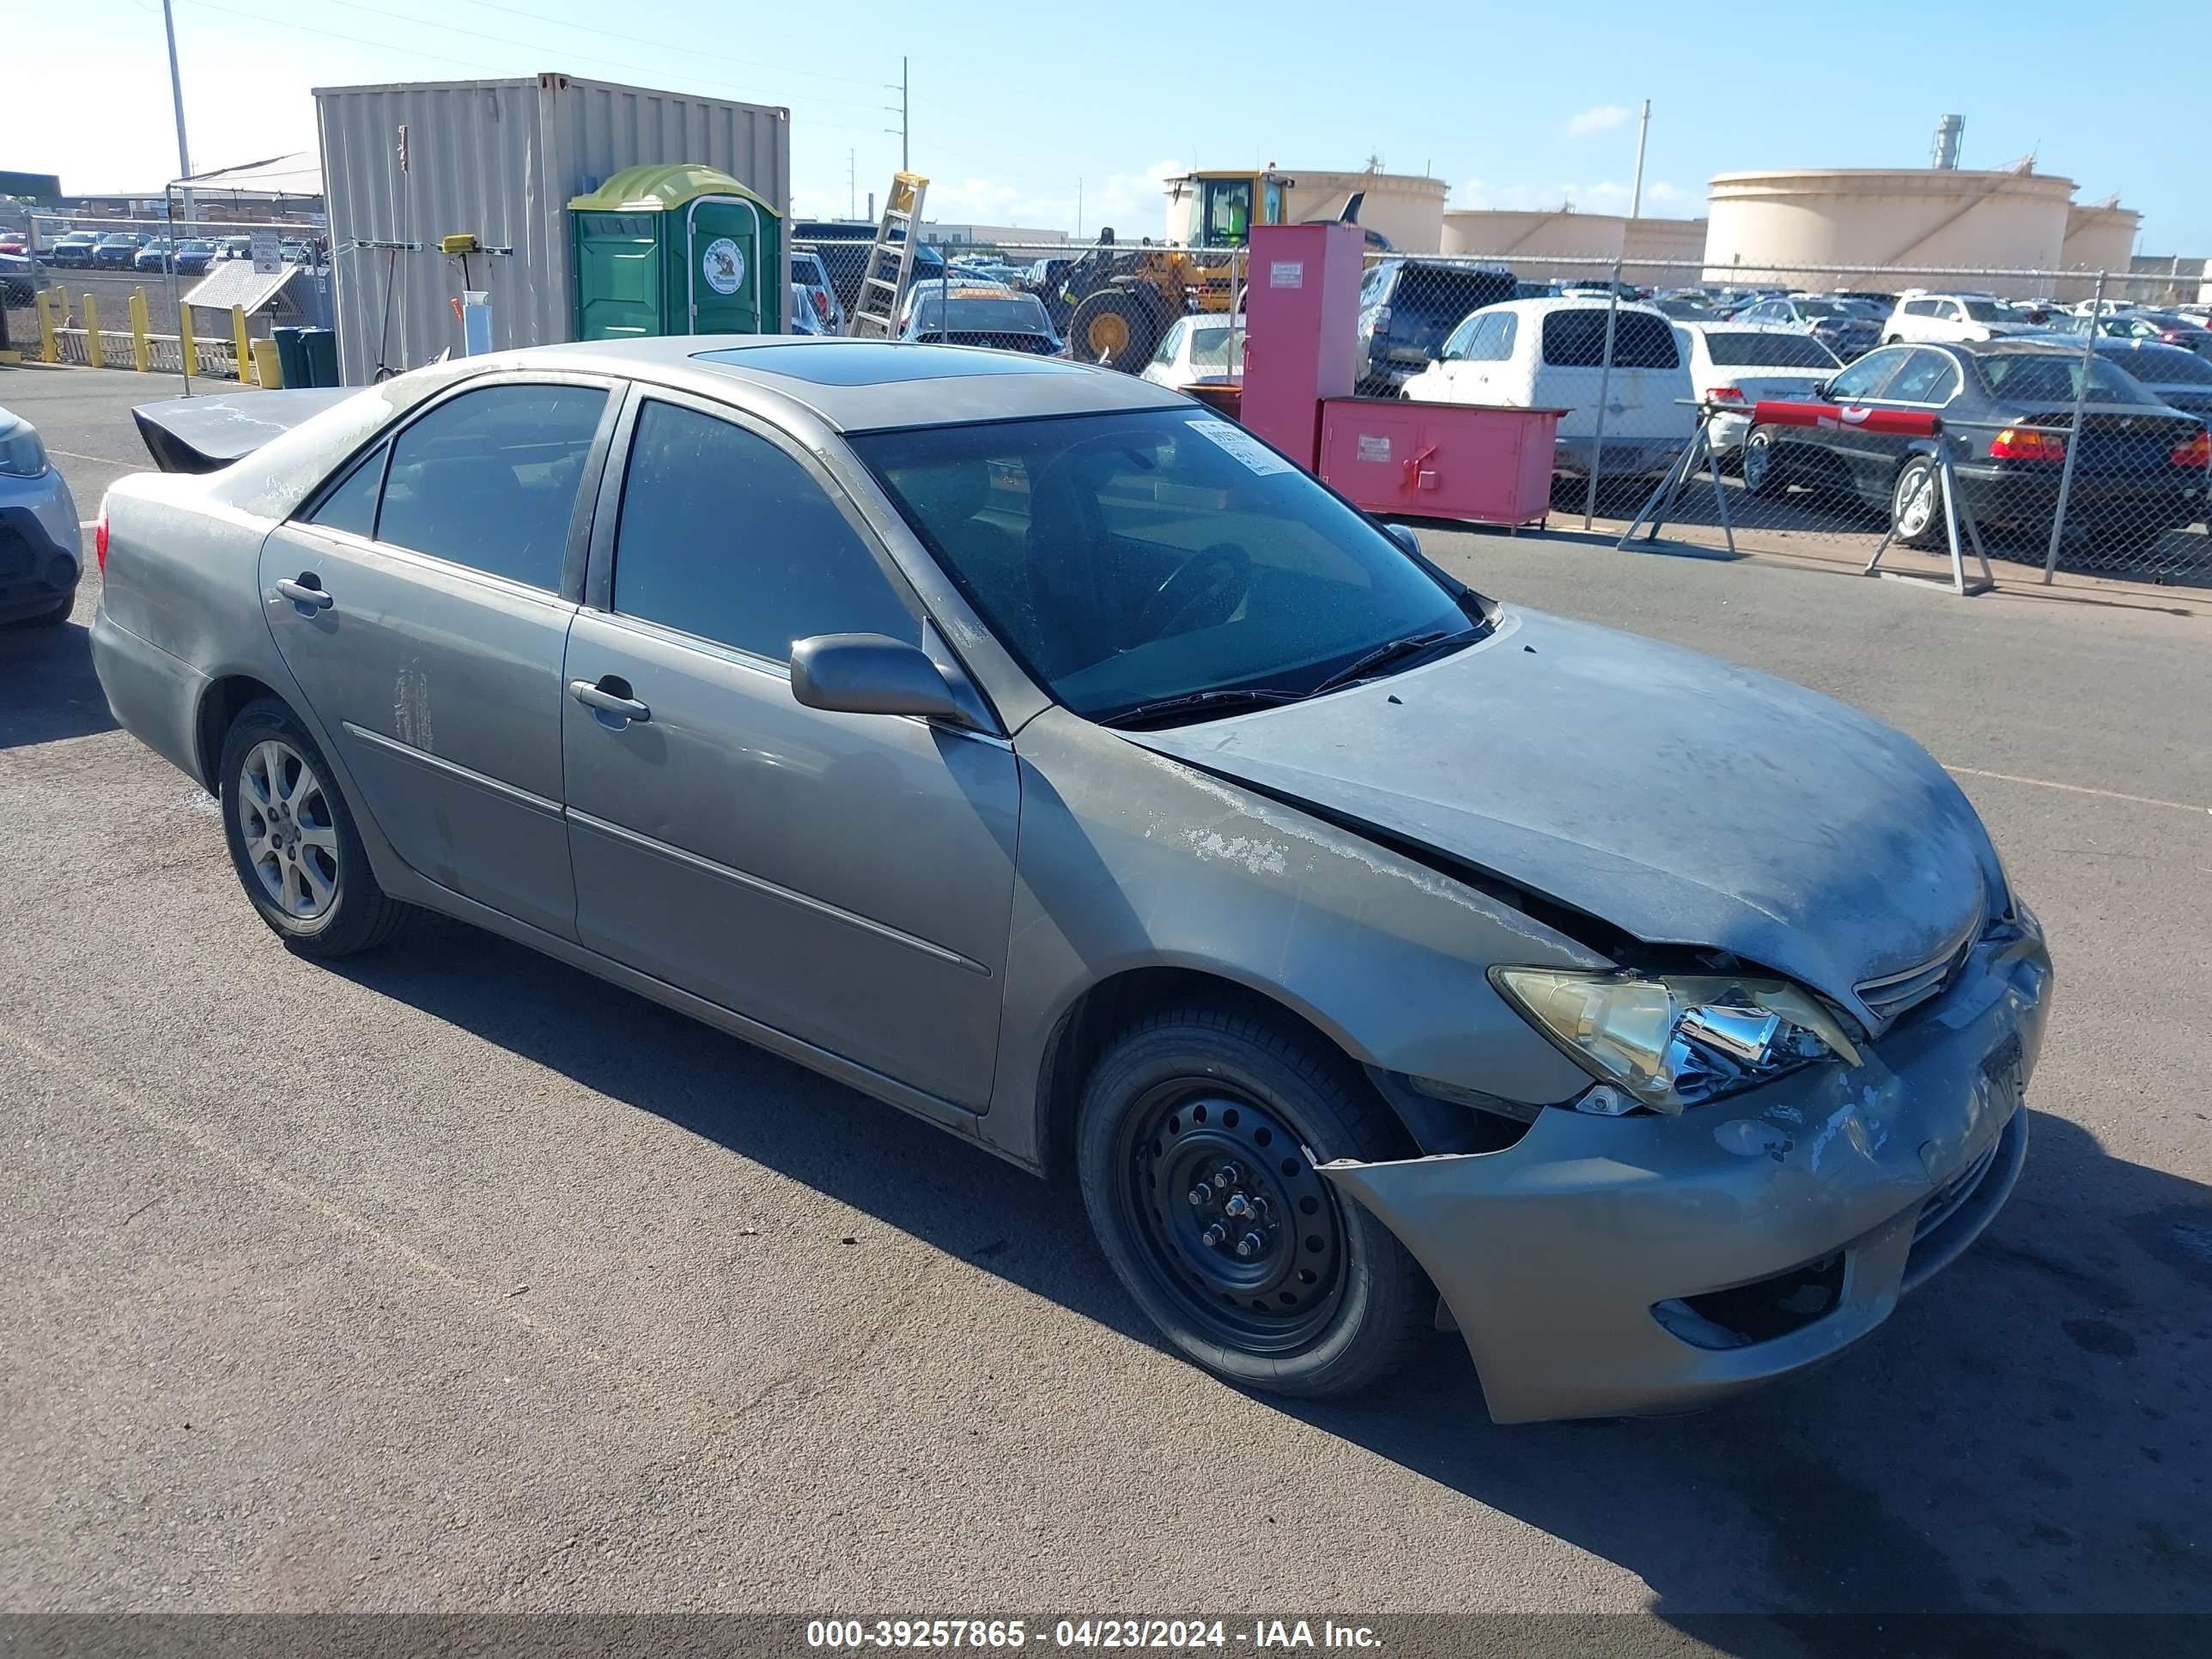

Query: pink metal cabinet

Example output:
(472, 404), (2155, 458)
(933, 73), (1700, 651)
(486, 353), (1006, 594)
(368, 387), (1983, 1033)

(1239, 221), (1365, 471)
(1319, 398), (1565, 529)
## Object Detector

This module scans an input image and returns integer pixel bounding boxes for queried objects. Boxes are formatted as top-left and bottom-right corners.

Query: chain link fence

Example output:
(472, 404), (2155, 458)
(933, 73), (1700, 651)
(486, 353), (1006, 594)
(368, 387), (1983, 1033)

(954, 237), (2212, 586)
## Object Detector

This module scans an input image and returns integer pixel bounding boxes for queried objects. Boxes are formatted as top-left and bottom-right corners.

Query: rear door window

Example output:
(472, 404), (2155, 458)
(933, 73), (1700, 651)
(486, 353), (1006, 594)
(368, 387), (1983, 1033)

(610, 398), (917, 661)
(376, 383), (608, 590)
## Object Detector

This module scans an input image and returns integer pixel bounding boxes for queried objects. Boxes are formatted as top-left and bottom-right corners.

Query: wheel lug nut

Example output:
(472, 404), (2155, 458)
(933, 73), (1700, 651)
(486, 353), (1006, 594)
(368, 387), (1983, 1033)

(1224, 1192), (1252, 1218)
(1210, 1164), (1240, 1190)
(1235, 1232), (1266, 1259)
(1200, 1222), (1228, 1249)
(1188, 1186), (1211, 1208)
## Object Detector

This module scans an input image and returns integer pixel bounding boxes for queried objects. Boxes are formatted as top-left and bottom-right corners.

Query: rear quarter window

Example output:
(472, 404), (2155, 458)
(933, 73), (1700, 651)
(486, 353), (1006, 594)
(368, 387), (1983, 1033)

(1541, 309), (1680, 369)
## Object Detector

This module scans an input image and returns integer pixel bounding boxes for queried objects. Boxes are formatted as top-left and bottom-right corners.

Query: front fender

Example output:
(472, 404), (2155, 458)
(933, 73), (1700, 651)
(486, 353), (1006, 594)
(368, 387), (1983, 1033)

(983, 708), (1602, 1168)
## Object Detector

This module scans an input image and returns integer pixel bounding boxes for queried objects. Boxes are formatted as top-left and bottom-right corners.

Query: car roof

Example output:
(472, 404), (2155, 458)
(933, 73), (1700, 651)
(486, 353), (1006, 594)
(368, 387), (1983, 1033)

(1483, 296), (1671, 319)
(502, 335), (1183, 433)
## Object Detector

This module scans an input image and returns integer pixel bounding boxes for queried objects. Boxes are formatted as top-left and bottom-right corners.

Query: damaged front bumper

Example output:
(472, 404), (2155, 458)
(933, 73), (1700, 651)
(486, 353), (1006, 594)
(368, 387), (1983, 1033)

(1322, 915), (2051, 1425)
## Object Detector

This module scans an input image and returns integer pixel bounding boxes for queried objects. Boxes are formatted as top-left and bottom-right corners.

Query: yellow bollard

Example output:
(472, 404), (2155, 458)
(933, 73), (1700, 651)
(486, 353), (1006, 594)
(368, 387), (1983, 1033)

(177, 304), (197, 378)
(82, 293), (102, 368)
(232, 305), (254, 384)
(251, 337), (284, 388)
(35, 291), (58, 363)
(129, 286), (151, 371)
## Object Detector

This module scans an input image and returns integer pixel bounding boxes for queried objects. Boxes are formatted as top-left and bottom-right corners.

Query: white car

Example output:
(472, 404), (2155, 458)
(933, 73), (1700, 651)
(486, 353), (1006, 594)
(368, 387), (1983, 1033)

(1402, 298), (1697, 478)
(1674, 322), (1842, 455)
(1881, 292), (2036, 346)
(0, 405), (82, 628)
(1139, 315), (1245, 392)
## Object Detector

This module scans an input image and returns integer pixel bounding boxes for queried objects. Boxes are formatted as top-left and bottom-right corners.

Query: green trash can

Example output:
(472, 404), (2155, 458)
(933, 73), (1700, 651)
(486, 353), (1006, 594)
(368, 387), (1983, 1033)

(568, 162), (782, 342)
(271, 326), (308, 390)
(300, 327), (338, 387)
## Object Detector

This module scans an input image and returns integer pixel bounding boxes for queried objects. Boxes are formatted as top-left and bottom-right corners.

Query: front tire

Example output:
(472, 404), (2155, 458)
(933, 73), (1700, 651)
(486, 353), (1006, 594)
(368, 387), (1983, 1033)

(1075, 999), (1433, 1398)
(218, 697), (411, 957)
(1889, 455), (1947, 550)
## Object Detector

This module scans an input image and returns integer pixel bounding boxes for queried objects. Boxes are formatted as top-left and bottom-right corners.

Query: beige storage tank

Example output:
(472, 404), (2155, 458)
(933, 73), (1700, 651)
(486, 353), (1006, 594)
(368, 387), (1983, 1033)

(1703, 167), (2075, 298)
(2055, 202), (2141, 301)
(1440, 208), (1621, 279)
(1622, 216), (1707, 283)
(1279, 170), (1445, 253)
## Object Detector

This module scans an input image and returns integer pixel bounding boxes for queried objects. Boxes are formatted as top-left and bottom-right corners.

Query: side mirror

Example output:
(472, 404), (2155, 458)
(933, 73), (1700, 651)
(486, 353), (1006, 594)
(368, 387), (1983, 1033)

(790, 633), (972, 726)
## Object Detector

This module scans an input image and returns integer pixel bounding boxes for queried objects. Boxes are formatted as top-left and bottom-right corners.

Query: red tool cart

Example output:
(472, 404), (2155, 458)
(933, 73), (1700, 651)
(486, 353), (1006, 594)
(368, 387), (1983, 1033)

(1318, 398), (1565, 530)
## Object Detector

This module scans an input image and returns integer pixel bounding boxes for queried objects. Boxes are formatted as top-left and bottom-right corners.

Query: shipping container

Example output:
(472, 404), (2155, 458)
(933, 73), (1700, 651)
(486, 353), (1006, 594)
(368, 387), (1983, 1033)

(315, 71), (791, 386)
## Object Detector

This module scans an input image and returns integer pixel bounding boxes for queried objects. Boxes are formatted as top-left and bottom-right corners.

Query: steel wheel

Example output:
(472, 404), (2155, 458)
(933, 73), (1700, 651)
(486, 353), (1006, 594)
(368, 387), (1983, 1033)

(1112, 1079), (1349, 1354)
(235, 738), (339, 921)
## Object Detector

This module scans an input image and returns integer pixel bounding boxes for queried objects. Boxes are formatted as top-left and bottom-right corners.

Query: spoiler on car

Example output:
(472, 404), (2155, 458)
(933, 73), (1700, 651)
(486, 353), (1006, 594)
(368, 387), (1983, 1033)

(131, 389), (354, 474)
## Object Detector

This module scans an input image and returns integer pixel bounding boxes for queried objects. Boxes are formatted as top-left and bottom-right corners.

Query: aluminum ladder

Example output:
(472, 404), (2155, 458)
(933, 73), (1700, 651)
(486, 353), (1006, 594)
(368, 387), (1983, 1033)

(846, 173), (930, 338)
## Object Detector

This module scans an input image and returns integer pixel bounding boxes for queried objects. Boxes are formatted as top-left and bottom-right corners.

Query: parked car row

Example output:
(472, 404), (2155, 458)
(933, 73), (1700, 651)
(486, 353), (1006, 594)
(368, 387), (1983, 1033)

(32, 228), (325, 271)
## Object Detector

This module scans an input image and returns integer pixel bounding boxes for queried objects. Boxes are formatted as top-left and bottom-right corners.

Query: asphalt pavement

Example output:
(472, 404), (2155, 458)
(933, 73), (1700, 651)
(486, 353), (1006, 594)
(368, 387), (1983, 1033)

(3, 363), (2209, 1635)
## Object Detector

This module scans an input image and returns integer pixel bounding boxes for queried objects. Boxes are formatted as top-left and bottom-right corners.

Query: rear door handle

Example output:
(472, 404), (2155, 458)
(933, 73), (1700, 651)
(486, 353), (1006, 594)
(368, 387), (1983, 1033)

(568, 677), (651, 726)
(276, 575), (333, 611)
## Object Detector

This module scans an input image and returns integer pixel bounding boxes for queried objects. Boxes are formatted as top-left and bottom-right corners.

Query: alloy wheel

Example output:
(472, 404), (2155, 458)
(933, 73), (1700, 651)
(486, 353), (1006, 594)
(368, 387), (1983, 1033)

(1894, 465), (1937, 540)
(236, 738), (339, 921)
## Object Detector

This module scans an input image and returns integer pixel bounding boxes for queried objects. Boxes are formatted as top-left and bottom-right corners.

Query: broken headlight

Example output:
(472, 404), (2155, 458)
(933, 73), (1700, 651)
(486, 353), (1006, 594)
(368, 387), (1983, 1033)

(1491, 967), (1863, 1116)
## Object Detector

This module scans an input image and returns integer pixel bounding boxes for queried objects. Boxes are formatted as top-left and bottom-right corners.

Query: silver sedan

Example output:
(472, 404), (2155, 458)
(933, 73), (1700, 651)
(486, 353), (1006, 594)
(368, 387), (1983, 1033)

(91, 338), (2051, 1422)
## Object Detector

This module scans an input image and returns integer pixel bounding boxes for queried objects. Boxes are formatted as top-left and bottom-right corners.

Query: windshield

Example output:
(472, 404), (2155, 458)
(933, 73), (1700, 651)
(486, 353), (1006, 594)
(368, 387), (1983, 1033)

(1702, 331), (1842, 368)
(851, 409), (1475, 721)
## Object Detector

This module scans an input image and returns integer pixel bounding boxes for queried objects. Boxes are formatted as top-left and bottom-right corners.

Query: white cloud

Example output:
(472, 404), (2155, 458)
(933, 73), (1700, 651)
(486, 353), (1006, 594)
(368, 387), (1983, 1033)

(1565, 104), (1631, 138)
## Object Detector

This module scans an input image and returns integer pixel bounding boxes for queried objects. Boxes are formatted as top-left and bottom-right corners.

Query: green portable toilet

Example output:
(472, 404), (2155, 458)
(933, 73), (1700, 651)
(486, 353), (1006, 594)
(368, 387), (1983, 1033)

(568, 162), (782, 341)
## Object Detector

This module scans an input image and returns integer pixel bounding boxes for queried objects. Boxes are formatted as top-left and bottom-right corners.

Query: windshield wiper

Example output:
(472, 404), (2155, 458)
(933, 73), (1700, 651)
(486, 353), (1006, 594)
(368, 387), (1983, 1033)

(1097, 687), (1304, 730)
(1306, 628), (1477, 698)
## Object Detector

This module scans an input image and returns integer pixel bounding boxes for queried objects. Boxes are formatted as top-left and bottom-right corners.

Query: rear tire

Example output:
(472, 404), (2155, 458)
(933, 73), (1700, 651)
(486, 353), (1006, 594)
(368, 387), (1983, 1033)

(1075, 998), (1433, 1398)
(1741, 428), (1783, 496)
(1889, 455), (1947, 550)
(1066, 289), (1163, 373)
(218, 697), (412, 958)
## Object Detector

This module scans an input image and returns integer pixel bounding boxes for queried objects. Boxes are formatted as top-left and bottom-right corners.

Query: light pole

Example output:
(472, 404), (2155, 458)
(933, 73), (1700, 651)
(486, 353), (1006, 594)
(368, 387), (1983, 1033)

(161, 0), (195, 224)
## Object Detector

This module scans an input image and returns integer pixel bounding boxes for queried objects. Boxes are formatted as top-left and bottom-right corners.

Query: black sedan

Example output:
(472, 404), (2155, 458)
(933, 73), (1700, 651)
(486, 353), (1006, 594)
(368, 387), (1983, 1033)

(91, 233), (146, 269)
(1742, 339), (2209, 555)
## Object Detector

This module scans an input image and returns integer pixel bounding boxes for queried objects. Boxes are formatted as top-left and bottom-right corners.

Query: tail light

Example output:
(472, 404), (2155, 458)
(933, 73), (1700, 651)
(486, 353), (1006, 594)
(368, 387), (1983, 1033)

(1988, 427), (2067, 462)
(1708, 386), (1746, 404)
(811, 288), (829, 323)
(2172, 428), (2211, 469)
(94, 514), (109, 574)
(1364, 304), (1392, 335)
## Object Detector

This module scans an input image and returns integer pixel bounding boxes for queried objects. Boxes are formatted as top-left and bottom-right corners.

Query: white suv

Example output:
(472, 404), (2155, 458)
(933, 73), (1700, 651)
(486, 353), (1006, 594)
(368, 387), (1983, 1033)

(1881, 292), (2033, 346)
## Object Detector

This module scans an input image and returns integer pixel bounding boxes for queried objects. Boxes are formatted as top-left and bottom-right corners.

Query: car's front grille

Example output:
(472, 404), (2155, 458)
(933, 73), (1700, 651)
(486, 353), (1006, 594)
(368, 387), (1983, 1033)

(1856, 921), (1978, 1026)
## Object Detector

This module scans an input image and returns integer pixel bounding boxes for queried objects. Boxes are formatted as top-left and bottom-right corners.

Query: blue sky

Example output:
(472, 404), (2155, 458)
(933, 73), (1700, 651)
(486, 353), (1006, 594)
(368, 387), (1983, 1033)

(18, 0), (2207, 252)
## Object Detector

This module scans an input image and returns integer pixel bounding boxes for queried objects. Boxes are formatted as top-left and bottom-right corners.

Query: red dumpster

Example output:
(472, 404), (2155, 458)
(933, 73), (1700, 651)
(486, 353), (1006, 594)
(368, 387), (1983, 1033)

(1319, 398), (1565, 529)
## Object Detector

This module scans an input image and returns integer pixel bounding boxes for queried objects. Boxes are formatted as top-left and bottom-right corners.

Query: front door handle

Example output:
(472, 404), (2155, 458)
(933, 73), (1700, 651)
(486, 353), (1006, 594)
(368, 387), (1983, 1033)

(276, 575), (333, 611)
(568, 676), (651, 726)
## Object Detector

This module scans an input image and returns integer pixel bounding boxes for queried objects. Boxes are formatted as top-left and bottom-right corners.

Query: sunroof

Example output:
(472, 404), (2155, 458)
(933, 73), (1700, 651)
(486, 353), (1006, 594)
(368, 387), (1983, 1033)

(693, 340), (1075, 387)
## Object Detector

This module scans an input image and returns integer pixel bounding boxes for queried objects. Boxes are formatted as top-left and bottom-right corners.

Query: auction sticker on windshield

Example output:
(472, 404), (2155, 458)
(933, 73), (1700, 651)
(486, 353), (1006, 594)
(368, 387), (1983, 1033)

(1188, 418), (1295, 477)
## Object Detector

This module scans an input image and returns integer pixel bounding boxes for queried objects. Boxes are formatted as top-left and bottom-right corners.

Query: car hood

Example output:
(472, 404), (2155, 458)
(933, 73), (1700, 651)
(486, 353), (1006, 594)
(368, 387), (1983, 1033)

(1121, 608), (1994, 1017)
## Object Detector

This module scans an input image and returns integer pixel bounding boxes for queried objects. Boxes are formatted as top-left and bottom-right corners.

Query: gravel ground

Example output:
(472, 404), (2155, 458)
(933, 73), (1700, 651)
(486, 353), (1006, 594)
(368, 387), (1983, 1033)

(3, 365), (2208, 1635)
